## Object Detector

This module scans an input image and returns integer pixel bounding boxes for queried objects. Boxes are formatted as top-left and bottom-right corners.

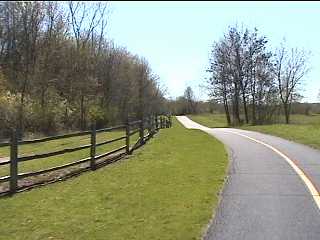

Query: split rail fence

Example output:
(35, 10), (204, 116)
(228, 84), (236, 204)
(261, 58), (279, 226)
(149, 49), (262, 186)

(0, 115), (172, 195)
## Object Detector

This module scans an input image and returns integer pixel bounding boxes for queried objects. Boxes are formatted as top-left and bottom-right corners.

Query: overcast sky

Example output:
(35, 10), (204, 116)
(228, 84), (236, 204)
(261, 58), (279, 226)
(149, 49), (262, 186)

(107, 1), (320, 102)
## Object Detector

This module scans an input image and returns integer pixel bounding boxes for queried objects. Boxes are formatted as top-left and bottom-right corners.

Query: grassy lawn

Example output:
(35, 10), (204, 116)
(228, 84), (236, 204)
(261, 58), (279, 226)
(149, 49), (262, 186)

(189, 113), (320, 149)
(288, 114), (320, 125)
(0, 117), (228, 240)
(241, 114), (320, 149)
(0, 130), (141, 178)
(187, 113), (228, 128)
(240, 124), (320, 149)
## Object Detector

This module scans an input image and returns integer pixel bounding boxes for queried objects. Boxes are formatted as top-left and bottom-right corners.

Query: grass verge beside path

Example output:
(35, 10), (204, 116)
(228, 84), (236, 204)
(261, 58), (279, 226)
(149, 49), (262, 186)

(240, 114), (320, 150)
(189, 113), (320, 150)
(187, 113), (228, 128)
(240, 124), (320, 150)
(0, 117), (228, 240)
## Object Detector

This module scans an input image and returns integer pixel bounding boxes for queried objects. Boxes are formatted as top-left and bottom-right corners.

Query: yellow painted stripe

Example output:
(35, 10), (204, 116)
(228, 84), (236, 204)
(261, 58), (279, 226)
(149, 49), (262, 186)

(225, 130), (320, 209)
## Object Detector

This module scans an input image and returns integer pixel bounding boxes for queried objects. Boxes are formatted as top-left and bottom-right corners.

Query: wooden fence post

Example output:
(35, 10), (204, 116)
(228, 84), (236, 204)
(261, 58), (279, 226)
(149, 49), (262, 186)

(151, 115), (155, 137)
(147, 117), (152, 138)
(155, 115), (159, 130)
(90, 123), (96, 170)
(139, 119), (145, 145)
(10, 129), (18, 194)
(125, 119), (131, 155)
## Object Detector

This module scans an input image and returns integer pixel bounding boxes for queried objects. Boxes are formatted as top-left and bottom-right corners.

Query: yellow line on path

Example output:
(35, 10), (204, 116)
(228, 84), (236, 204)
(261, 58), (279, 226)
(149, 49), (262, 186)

(224, 130), (320, 210)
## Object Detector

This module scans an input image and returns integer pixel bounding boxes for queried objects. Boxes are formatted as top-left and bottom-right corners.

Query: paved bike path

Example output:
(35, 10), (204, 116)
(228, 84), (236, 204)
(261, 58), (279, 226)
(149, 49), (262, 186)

(176, 116), (320, 240)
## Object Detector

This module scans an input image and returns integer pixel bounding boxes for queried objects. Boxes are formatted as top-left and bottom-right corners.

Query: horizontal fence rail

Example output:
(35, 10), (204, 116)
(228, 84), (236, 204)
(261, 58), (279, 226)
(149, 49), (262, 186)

(20, 131), (91, 145)
(18, 144), (92, 162)
(0, 175), (10, 183)
(0, 142), (10, 148)
(0, 160), (10, 166)
(95, 136), (126, 147)
(128, 120), (142, 126)
(0, 115), (172, 195)
(95, 124), (126, 133)
(95, 145), (127, 161)
(0, 131), (91, 147)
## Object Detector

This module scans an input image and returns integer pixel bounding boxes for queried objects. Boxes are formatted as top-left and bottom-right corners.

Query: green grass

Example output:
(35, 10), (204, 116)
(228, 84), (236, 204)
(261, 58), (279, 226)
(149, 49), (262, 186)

(241, 114), (320, 149)
(0, 117), (228, 240)
(0, 130), (141, 178)
(189, 113), (320, 150)
(266, 113), (320, 126)
(187, 113), (228, 128)
(240, 124), (320, 149)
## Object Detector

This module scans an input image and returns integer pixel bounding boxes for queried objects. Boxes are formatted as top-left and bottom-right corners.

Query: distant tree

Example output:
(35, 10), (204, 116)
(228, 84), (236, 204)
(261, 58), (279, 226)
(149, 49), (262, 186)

(275, 43), (310, 124)
(208, 26), (273, 125)
(184, 86), (197, 114)
(207, 25), (309, 126)
(207, 38), (232, 125)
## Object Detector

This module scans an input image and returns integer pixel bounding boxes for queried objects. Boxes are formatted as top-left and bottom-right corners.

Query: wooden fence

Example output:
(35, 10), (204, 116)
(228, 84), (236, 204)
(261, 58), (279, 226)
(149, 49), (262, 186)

(0, 115), (172, 195)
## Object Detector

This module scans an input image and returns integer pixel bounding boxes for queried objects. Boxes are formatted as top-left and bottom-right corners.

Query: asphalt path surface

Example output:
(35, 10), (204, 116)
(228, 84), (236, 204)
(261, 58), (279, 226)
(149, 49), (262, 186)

(176, 116), (320, 240)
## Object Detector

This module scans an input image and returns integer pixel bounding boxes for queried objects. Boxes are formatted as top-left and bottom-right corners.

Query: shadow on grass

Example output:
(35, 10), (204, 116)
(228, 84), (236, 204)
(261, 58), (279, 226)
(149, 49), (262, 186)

(0, 135), (154, 198)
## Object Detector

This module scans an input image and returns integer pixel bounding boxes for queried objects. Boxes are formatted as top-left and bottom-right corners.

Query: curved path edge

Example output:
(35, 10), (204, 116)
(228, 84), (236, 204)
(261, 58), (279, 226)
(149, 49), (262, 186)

(176, 115), (320, 240)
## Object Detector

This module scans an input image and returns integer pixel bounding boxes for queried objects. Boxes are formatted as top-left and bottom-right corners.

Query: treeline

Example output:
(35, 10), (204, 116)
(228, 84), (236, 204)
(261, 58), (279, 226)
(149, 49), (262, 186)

(168, 87), (198, 115)
(166, 86), (211, 115)
(208, 26), (309, 125)
(0, 2), (166, 138)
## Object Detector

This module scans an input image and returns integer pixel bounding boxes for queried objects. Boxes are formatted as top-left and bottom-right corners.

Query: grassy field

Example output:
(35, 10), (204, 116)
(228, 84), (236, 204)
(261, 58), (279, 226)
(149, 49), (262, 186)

(0, 117), (228, 240)
(187, 113), (228, 128)
(240, 123), (320, 149)
(189, 113), (320, 149)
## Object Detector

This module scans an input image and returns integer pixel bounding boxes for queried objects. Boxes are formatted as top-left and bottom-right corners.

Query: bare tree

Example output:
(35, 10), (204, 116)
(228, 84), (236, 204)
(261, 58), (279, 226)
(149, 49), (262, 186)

(207, 40), (232, 125)
(0, 2), (45, 136)
(184, 86), (197, 114)
(0, 1), (168, 138)
(275, 44), (309, 124)
(208, 26), (287, 126)
(68, 1), (108, 129)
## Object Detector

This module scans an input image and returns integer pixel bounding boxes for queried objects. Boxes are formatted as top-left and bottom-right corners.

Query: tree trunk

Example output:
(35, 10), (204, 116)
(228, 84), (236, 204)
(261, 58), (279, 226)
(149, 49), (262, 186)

(18, 92), (25, 140)
(284, 103), (290, 124)
(138, 76), (144, 122)
(233, 82), (241, 125)
(239, 78), (249, 124)
(223, 98), (231, 126)
(242, 92), (249, 124)
(222, 77), (231, 126)
(80, 94), (85, 130)
(252, 95), (256, 125)
(40, 87), (46, 132)
(64, 101), (68, 127)
(251, 66), (257, 125)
